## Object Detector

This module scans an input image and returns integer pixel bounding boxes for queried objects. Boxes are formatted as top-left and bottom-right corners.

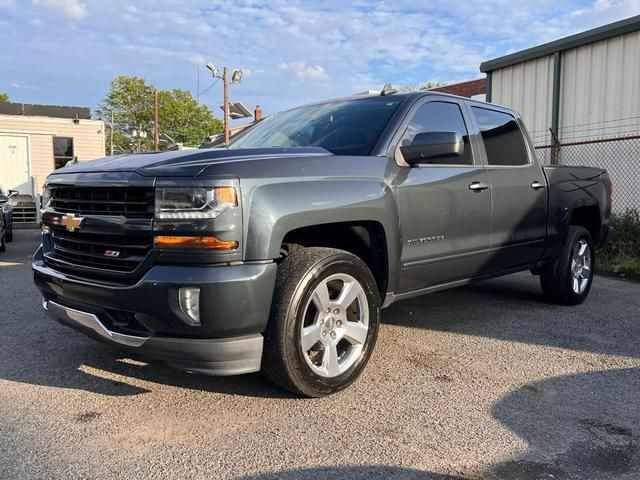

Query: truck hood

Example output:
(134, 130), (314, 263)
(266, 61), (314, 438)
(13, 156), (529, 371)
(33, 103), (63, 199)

(54, 147), (332, 177)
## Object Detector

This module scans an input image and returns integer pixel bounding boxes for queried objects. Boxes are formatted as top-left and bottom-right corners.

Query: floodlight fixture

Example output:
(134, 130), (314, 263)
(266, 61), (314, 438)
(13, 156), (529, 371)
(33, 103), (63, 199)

(206, 62), (219, 78)
(231, 69), (243, 84)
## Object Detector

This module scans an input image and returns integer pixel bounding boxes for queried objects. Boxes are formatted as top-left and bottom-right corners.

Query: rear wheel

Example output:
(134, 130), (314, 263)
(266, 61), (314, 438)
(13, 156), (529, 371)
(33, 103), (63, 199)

(262, 247), (380, 397)
(0, 228), (5, 252)
(540, 226), (594, 305)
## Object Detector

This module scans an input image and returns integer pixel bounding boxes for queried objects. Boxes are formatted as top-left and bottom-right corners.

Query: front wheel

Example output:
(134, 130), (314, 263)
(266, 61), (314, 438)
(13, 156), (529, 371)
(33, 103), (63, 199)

(540, 226), (594, 305)
(262, 247), (380, 397)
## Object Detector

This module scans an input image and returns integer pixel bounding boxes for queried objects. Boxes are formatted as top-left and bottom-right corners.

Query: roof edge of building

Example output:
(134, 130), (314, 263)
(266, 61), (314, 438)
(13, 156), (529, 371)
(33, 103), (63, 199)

(480, 14), (640, 73)
(0, 102), (92, 119)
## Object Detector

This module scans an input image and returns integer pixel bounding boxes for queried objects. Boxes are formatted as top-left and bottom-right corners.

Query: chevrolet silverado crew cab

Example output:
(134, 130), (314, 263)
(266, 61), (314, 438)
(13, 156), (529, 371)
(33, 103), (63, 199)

(33, 91), (612, 397)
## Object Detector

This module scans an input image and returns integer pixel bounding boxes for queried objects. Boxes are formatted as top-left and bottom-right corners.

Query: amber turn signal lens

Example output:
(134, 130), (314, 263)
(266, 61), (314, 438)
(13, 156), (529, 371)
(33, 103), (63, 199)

(154, 235), (238, 250)
(216, 187), (237, 206)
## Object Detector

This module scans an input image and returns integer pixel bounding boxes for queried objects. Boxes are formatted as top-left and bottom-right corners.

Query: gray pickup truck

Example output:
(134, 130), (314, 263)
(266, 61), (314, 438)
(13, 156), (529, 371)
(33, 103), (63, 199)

(33, 91), (612, 396)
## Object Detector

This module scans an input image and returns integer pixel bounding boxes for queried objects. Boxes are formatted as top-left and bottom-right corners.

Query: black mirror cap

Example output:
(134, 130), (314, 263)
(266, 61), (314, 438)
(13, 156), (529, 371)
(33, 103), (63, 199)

(400, 131), (464, 165)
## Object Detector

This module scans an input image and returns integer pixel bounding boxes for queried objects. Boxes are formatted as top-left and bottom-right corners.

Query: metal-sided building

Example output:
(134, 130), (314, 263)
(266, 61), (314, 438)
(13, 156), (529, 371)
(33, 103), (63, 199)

(480, 15), (640, 211)
(0, 103), (105, 197)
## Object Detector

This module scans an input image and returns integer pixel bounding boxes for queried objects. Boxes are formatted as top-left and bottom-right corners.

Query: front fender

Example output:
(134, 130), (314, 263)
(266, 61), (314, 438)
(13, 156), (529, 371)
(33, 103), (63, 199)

(243, 179), (401, 291)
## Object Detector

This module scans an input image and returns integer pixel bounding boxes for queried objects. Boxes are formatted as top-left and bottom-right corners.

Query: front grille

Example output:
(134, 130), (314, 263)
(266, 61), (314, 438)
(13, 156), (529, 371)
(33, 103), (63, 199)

(44, 186), (155, 278)
(48, 186), (155, 217)
(50, 229), (152, 273)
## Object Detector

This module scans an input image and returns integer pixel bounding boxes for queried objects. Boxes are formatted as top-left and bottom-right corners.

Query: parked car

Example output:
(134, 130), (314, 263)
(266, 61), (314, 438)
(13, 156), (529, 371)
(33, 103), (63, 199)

(0, 186), (14, 243)
(0, 205), (6, 253)
(33, 91), (612, 396)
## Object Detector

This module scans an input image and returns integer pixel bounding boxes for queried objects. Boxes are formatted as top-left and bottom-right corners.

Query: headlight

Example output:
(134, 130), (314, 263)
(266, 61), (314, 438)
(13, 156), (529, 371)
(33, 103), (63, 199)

(155, 187), (237, 219)
(42, 186), (52, 210)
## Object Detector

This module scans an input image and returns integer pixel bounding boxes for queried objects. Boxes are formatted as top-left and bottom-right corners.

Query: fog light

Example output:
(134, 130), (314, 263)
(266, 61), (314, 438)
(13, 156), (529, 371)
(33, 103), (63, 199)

(178, 287), (201, 326)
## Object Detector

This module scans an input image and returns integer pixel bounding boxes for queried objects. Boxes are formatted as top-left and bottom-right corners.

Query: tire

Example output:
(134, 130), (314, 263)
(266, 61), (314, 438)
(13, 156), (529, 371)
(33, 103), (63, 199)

(262, 247), (380, 397)
(5, 227), (12, 243)
(540, 226), (594, 305)
(0, 229), (5, 253)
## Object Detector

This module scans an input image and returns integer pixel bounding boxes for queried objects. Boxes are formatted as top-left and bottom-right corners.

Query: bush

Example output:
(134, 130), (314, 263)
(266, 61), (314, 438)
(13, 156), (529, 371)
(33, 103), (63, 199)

(597, 208), (640, 280)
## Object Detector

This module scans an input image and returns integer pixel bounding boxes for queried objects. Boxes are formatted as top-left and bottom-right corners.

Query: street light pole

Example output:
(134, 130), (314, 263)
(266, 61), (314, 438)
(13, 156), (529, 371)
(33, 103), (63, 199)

(206, 62), (243, 146)
(223, 67), (230, 145)
(154, 89), (159, 151)
(110, 110), (114, 156)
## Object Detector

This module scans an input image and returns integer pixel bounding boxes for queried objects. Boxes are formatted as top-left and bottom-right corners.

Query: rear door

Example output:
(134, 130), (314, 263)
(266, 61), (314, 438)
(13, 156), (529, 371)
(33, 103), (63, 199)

(394, 98), (492, 292)
(0, 134), (30, 193)
(469, 106), (547, 270)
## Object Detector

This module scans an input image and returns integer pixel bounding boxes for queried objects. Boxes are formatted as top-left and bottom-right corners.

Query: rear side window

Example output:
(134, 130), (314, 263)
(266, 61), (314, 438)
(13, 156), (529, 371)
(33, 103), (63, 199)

(402, 101), (472, 165)
(472, 107), (529, 166)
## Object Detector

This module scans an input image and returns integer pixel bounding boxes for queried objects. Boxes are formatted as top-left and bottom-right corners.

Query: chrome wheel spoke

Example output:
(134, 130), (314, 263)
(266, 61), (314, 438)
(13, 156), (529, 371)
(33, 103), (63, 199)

(301, 323), (322, 351)
(322, 343), (340, 377)
(578, 242), (588, 257)
(343, 321), (368, 345)
(311, 282), (331, 311)
(572, 277), (580, 293)
(337, 280), (360, 310)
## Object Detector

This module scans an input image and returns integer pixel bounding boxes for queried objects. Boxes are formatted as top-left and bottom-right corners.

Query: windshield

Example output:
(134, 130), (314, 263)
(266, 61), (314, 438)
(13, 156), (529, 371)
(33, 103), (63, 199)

(229, 96), (404, 156)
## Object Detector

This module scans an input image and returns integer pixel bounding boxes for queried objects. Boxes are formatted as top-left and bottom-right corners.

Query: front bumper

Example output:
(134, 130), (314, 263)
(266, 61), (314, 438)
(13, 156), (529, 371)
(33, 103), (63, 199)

(33, 246), (277, 375)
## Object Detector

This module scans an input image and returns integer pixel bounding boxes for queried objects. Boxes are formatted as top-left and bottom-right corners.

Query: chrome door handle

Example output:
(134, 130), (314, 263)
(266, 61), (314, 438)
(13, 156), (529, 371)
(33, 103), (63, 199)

(531, 181), (546, 190)
(469, 182), (489, 192)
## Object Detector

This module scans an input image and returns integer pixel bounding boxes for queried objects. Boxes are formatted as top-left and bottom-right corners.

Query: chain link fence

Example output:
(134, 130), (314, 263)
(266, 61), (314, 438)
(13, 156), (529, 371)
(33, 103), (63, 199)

(535, 133), (640, 212)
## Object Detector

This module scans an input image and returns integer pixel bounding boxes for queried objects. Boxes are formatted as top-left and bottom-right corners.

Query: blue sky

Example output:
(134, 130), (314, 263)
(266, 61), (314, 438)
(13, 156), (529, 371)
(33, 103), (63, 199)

(1, 0), (639, 121)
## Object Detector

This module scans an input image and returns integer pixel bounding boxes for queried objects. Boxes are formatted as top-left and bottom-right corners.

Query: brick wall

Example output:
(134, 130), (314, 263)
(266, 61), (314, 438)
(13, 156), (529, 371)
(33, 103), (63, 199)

(430, 78), (486, 98)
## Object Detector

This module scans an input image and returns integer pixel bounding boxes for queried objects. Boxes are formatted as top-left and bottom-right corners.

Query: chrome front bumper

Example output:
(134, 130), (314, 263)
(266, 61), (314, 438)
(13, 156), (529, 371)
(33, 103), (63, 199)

(42, 299), (264, 376)
(44, 299), (149, 347)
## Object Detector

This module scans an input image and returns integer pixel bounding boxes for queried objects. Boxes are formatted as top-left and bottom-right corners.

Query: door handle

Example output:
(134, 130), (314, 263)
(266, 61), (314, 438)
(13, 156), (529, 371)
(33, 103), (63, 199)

(468, 182), (489, 192)
(531, 181), (546, 190)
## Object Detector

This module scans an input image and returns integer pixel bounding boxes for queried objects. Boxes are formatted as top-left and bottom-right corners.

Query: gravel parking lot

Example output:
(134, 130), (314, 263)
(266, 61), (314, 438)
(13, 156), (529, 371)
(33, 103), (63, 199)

(1, 229), (639, 480)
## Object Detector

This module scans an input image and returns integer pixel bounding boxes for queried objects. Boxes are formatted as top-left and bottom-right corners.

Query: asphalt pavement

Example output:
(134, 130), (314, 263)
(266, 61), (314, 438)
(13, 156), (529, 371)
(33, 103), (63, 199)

(1, 229), (639, 479)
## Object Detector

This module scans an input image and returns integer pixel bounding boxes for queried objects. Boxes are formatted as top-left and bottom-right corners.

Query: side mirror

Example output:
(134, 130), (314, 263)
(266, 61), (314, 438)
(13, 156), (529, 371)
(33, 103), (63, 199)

(400, 131), (464, 165)
(8, 190), (18, 197)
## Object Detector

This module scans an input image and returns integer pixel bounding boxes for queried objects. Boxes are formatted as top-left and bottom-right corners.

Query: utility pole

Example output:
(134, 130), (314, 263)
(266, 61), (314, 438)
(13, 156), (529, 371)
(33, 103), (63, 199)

(154, 89), (159, 151)
(206, 62), (243, 146)
(110, 110), (114, 156)
(223, 67), (230, 145)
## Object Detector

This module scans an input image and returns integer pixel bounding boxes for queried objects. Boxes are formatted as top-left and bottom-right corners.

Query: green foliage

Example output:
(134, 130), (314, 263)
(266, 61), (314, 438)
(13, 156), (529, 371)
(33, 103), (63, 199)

(0, 92), (9, 102)
(419, 81), (445, 90)
(96, 76), (223, 153)
(597, 208), (640, 280)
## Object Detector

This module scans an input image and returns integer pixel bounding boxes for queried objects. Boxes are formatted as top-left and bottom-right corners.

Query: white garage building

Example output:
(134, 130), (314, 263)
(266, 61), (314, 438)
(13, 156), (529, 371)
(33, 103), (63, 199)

(480, 15), (640, 210)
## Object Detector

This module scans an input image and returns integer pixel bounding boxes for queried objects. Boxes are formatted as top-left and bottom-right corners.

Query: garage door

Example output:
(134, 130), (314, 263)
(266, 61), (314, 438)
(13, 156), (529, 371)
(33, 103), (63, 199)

(0, 134), (30, 193)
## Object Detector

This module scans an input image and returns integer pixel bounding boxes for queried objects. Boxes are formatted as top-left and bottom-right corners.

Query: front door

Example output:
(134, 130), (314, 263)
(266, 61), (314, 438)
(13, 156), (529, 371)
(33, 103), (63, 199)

(395, 99), (492, 293)
(0, 134), (30, 193)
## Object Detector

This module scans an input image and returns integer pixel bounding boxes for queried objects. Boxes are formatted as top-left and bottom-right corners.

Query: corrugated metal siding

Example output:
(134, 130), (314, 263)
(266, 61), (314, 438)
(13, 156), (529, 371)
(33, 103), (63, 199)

(560, 30), (640, 140)
(490, 55), (555, 145)
(0, 115), (105, 194)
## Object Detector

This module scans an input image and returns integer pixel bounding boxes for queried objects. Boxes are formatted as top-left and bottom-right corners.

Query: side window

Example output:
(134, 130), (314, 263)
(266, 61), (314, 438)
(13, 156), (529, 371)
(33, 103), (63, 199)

(401, 101), (472, 165)
(471, 107), (529, 166)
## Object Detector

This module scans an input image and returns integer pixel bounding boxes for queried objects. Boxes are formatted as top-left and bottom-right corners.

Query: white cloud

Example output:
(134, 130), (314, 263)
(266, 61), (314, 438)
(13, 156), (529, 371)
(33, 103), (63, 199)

(32, 0), (87, 20)
(10, 83), (38, 89)
(4, 0), (640, 114)
(278, 62), (329, 81)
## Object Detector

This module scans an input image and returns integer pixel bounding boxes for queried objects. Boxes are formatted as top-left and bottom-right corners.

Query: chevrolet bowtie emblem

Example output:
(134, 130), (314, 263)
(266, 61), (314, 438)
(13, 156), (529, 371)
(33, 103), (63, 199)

(60, 213), (84, 232)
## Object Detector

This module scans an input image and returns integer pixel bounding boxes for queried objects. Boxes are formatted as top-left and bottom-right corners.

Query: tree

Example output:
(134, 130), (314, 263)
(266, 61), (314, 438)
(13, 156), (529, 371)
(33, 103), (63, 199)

(0, 92), (9, 103)
(96, 76), (223, 153)
(420, 81), (445, 90)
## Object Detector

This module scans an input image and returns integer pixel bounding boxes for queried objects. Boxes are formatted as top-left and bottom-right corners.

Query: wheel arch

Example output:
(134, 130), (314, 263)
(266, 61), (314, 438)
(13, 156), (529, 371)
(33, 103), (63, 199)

(243, 180), (401, 296)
